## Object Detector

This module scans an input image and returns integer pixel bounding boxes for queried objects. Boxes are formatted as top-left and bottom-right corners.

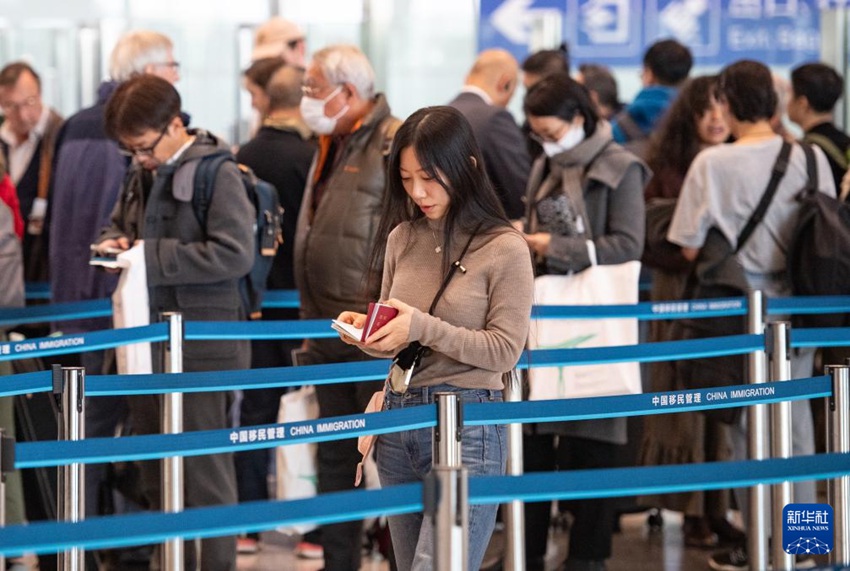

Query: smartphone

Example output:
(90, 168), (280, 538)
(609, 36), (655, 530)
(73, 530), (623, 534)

(89, 257), (128, 270)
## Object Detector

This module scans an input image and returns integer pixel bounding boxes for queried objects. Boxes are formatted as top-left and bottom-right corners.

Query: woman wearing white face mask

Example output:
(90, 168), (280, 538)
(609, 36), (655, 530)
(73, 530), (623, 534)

(519, 72), (649, 571)
(520, 72), (648, 274)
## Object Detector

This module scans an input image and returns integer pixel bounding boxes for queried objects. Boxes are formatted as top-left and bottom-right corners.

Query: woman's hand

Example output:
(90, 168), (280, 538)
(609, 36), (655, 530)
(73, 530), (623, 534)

(363, 298), (416, 353)
(524, 232), (551, 256)
(335, 311), (368, 346)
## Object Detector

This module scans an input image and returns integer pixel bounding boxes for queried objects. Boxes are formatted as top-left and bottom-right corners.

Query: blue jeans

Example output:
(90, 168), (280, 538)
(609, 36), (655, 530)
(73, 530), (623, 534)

(376, 383), (506, 571)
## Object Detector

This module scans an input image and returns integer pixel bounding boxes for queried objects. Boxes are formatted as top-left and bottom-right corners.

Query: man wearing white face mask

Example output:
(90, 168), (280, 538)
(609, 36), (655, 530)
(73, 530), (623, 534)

(292, 43), (401, 571)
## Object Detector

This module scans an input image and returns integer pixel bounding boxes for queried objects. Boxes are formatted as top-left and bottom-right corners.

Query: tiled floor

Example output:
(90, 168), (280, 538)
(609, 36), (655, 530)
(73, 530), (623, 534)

(233, 509), (732, 571)
(22, 508), (835, 570)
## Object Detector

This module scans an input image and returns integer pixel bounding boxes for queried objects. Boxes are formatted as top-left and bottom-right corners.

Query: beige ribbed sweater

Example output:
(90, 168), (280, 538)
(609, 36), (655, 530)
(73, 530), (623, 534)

(369, 218), (534, 390)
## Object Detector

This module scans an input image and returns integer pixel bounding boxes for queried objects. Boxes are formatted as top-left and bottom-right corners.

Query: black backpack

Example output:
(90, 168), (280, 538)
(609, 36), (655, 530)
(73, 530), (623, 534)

(675, 141), (792, 424)
(193, 150), (283, 320)
(787, 144), (850, 327)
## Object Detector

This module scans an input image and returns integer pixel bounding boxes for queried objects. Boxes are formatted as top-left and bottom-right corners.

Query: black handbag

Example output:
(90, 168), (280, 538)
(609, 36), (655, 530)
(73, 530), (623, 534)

(674, 141), (792, 424)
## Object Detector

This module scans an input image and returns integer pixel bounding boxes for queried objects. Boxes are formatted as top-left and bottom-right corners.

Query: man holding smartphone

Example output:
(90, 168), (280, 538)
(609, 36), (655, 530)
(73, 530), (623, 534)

(94, 75), (254, 571)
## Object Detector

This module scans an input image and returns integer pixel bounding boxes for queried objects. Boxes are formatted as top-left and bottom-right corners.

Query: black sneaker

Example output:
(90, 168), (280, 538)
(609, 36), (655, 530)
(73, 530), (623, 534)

(708, 546), (748, 571)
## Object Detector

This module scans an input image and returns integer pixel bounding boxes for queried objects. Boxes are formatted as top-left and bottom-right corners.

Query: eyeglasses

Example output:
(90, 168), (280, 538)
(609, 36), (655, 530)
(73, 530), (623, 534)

(152, 61), (181, 70)
(301, 83), (340, 99)
(530, 131), (564, 145)
(117, 124), (170, 158)
(0, 96), (39, 114)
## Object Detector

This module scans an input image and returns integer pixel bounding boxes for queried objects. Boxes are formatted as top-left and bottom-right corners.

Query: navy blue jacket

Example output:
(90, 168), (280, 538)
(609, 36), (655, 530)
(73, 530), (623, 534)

(48, 81), (125, 333)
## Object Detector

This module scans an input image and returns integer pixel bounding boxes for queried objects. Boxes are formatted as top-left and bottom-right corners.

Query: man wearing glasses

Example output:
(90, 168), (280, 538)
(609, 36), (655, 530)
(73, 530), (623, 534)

(47, 33), (185, 555)
(94, 74), (254, 571)
(293, 44), (400, 571)
(0, 61), (63, 283)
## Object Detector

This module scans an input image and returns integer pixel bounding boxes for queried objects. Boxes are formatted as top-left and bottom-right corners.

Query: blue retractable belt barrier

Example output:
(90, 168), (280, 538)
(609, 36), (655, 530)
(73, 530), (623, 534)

(533, 297), (747, 320)
(0, 370), (53, 397)
(0, 323), (168, 364)
(84, 334), (762, 395)
(518, 333), (763, 368)
(2, 453), (849, 556)
(0, 299), (112, 328)
(184, 319), (337, 340)
(5, 293), (850, 329)
(86, 358), (391, 396)
(0, 324), (167, 363)
(14, 405), (435, 468)
(469, 452), (850, 505)
(465, 376), (830, 425)
(15, 377), (829, 468)
(260, 289), (300, 309)
(792, 327), (850, 348)
(768, 295), (850, 316)
(0, 483), (423, 556)
(0, 295), (751, 328)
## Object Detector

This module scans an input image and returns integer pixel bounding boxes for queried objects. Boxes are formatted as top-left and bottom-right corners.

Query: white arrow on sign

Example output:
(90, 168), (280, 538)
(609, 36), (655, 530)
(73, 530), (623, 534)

(491, 0), (562, 45)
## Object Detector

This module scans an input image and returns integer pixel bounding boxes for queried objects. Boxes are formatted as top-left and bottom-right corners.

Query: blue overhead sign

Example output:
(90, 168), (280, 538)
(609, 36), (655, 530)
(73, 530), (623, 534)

(479, 0), (823, 66)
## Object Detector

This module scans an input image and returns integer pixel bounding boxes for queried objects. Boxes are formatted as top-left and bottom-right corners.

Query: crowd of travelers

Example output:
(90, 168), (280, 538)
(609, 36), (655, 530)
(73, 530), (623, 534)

(0, 14), (847, 571)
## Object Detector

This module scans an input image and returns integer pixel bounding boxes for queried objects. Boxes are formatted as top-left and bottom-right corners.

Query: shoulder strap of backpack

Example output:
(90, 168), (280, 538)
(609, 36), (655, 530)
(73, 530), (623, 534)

(801, 142), (819, 192)
(192, 150), (235, 231)
(735, 140), (792, 253)
(803, 132), (847, 171)
(615, 111), (646, 142)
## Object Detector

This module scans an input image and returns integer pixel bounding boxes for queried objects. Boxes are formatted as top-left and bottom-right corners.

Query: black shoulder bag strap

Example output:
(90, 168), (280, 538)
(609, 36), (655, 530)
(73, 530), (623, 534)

(800, 142), (819, 194)
(393, 225), (482, 371)
(734, 140), (793, 254)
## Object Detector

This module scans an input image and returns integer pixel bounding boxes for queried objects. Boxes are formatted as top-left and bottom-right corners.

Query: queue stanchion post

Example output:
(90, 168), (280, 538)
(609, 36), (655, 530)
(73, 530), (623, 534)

(503, 370), (525, 571)
(747, 289), (770, 571)
(161, 312), (184, 571)
(56, 366), (86, 571)
(767, 321), (793, 571)
(0, 428), (14, 571)
(430, 392), (468, 571)
(827, 364), (850, 566)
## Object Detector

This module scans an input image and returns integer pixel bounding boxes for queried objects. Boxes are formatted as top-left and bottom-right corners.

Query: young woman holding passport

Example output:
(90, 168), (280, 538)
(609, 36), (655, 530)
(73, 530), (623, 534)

(335, 105), (534, 571)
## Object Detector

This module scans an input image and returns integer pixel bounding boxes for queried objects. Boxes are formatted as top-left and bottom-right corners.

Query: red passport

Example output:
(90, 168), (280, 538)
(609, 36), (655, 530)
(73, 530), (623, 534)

(361, 302), (399, 341)
(331, 302), (399, 342)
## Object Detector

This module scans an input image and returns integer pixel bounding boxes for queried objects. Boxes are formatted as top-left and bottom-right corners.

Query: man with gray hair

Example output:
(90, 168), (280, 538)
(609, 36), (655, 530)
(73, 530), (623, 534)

(108, 29), (180, 84)
(47, 28), (180, 545)
(294, 44), (400, 571)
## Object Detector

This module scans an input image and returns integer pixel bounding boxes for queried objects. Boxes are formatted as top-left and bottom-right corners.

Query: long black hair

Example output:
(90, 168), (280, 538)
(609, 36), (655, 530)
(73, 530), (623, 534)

(369, 106), (510, 278)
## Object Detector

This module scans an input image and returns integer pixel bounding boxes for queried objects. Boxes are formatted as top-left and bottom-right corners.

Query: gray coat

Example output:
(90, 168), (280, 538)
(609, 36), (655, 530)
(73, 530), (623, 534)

(99, 131), (254, 372)
(526, 128), (649, 444)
